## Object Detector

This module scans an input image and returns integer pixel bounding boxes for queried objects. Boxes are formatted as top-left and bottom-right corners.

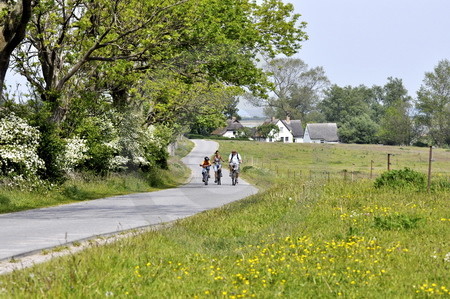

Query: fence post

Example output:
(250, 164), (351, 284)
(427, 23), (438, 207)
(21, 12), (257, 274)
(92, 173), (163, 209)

(427, 146), (432, 192)
(370, 160), (374, 179)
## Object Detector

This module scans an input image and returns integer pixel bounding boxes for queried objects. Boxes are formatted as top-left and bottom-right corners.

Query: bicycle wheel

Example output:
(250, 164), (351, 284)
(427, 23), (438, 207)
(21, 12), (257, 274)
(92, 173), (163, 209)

(217, 169), (221, 185)
(231, 171), (236, 186)
(203, 171), (208, 185)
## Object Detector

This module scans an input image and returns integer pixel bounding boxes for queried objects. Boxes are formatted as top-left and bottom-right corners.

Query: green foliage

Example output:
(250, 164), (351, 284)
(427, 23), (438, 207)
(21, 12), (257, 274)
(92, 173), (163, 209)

(320, 85), (378, 124)
(255, 122), (279, 139)
(253, 58), (329, 120)
(338, 114), (379, 144)
(378, 100), (413, 145)
(373, 214), (423, 230)
(374, 168), (426, 190)
(416, 59), (450, 146)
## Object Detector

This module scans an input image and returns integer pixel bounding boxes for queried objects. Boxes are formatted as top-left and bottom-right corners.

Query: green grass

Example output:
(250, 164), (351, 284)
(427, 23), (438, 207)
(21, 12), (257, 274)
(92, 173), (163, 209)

(0, 138), (193, 214)
(217, 140), (450, 190)
(0, 140), (449, 298)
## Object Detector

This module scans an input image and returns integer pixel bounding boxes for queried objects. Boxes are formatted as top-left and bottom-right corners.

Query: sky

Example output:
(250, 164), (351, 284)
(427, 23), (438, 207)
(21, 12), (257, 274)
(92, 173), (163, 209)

(239, 0), (450, 117)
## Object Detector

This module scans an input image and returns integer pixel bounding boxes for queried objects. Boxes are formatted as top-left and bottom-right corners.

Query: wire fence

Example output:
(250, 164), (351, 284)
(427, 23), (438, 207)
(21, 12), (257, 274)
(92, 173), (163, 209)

(245, 153), (450, 184)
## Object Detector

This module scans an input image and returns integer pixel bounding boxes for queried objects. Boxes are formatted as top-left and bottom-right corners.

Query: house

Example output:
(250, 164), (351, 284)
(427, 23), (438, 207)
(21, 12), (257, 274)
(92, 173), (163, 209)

(303, 123), (339, 143)
(257, 116), (304, 143)
(211, 117), (244, 138)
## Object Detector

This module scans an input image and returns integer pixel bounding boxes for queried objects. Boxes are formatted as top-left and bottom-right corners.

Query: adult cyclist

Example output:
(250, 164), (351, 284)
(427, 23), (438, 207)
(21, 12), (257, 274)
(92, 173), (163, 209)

(228, 150), (242, 183)
(212, 150), (225, 183)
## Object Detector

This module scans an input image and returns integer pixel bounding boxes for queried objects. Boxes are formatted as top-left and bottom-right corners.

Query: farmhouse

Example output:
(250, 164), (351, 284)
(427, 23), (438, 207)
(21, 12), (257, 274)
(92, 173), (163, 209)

(211, 117), (244, 138)
(259, 117), (304, 143)
(303, 123), (339, 143)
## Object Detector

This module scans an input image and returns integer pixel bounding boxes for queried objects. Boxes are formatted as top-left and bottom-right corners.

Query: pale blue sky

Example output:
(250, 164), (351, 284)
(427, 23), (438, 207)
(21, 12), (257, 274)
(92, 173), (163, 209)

(239, 0), (450, 117)
(294, 0), (450, 97)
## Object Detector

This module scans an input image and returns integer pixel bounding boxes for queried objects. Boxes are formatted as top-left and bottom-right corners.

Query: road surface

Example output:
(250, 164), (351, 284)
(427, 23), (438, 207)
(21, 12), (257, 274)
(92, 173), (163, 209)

(0, 139), (257, 262)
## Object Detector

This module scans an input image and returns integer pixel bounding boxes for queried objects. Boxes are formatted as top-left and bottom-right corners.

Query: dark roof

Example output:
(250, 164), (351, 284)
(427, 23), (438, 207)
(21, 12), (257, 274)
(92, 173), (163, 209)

(226, 118), (244, 131)
(211, 118), (243, 136)
(306, 123), (339, 142)
(259, 118), (304, 138)
(281, 120), (304, 138)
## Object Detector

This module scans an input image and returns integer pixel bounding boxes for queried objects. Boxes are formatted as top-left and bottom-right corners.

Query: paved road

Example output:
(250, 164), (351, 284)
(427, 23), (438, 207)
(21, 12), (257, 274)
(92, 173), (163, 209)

(0, 140), (257, 261)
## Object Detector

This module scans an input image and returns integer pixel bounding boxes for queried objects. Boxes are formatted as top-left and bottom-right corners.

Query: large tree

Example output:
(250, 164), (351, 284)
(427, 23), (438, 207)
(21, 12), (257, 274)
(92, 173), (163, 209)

(12, 0), (307, 123)
(416, 59), (450, 146)
(0, 0), (33, 100)
(376, 78), (414, 145)
(248, 57), (329, 120)
(319, 84), (381, 144)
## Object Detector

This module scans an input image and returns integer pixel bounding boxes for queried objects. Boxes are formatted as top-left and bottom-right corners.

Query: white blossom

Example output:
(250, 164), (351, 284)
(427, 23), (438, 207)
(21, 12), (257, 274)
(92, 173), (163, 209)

(0, 113), (45, 181)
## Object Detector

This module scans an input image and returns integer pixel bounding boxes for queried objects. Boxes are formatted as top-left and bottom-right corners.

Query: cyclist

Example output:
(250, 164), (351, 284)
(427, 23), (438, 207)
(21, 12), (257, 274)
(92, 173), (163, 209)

(212, 150), (225, 183)
(199, 156), (212, 182)
(228, 150), (242, 183)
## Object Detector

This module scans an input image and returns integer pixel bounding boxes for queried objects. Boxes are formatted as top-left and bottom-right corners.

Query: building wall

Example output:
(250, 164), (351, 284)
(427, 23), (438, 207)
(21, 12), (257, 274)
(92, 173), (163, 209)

(223, 131), (236, 138)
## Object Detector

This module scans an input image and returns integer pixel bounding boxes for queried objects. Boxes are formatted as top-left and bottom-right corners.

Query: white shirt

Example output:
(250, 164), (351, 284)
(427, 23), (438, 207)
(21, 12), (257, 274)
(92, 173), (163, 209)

(229, 153), (242, 164)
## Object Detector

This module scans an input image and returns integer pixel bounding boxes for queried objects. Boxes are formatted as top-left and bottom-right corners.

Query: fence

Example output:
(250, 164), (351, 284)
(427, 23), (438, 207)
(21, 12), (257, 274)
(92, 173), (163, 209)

(245, 146), (450, 188)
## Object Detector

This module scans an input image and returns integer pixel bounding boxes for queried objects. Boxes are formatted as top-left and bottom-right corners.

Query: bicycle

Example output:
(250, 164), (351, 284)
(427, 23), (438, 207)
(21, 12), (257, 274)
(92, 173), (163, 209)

(214, 163), (222, 185)
(230, 163), (238, 186)
(200, 165), (210, 185)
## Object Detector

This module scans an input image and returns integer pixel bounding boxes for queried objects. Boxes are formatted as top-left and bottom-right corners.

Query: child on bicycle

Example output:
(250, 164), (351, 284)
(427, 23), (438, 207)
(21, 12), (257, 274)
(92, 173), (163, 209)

(199, 156), (212, 182)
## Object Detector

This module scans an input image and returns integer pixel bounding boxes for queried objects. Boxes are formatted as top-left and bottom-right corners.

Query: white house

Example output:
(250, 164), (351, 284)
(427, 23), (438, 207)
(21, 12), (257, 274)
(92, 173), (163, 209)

(260, 117), (304, 143)
(303, 123), (339, 143)
(211, 118), (244, 138)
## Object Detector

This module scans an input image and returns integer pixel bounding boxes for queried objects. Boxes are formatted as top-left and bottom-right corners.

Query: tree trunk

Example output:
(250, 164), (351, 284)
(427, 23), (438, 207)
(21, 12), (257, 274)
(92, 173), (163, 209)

(0, 0), (33, 100)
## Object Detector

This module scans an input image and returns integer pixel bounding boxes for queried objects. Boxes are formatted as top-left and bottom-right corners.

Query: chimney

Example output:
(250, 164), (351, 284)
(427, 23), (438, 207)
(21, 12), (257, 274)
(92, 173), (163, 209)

(271, 116), (275, 122)
(286, 115), (290, 123)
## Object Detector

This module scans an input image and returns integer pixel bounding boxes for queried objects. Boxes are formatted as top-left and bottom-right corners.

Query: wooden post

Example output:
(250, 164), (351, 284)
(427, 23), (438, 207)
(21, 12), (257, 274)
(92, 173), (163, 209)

(427, 146), (432, 192)
(387, 154), (392, 171)
(370, 160), (374, 179)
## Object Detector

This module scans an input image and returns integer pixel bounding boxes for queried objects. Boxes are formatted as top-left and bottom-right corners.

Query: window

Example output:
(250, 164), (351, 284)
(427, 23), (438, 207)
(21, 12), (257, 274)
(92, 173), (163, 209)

(285, 137), (289, 142)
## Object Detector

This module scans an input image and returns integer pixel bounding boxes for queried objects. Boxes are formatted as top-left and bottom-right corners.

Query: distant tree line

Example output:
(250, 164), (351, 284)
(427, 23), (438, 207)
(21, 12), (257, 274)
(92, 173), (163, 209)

(250, 57), (450, 147)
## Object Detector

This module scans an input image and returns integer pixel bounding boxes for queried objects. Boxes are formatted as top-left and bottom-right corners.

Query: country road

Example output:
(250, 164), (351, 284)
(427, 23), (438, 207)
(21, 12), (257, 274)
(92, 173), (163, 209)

(0, 139), (258, 263)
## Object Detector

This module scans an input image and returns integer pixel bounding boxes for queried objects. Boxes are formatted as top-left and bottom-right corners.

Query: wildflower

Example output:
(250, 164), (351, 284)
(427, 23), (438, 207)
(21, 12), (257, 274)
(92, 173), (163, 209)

(444, 252), (450, 263)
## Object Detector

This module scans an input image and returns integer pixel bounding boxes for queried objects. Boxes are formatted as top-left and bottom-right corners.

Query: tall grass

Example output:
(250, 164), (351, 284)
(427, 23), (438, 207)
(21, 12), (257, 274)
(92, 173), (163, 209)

(0, 140), (449, 298)
(0, 138), (193, 214)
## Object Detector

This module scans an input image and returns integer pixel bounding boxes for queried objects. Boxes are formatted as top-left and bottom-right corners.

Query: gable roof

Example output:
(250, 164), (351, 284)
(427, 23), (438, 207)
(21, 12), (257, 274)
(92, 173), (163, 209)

(225, 118), (244, 131)
(262, 118), (304, 137)
(211, 118), (243, 136)
(281, 119), (304, 138)
(306, 123), (339, 142)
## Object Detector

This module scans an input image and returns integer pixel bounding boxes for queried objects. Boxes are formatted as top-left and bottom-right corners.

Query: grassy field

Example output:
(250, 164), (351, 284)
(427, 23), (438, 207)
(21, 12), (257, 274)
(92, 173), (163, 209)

(0, 138), (193, 214)
(217, 141), (450, 188)
(0, 140), (449, 298)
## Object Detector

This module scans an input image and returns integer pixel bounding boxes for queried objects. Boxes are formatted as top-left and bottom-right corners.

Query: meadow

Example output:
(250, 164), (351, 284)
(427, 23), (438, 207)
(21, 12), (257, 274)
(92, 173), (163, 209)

(0, 140), (449, 298)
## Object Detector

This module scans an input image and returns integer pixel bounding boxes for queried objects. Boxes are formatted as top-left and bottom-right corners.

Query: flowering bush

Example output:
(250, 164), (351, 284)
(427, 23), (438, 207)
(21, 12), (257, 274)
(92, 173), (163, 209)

(61, 136), (90, 173)
(0, 113), (45, 182)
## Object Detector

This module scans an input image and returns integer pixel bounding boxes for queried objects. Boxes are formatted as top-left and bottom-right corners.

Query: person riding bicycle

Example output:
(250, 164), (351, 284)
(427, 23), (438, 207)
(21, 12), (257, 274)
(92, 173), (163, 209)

(212, 150), (225, 183)
(228, 150), (242, 182)
(199, 156), (212, 182)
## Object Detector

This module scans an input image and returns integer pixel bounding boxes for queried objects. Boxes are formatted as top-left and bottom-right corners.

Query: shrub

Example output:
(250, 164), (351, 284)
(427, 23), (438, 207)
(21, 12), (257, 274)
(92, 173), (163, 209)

(0, 113), (45, 184)
(373, 167), (426, 190)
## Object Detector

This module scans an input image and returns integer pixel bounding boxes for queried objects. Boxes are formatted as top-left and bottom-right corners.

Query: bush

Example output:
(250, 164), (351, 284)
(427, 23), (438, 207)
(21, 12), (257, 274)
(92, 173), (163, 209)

(374, 167), (426, 190)
(0, 113), (45, 183)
